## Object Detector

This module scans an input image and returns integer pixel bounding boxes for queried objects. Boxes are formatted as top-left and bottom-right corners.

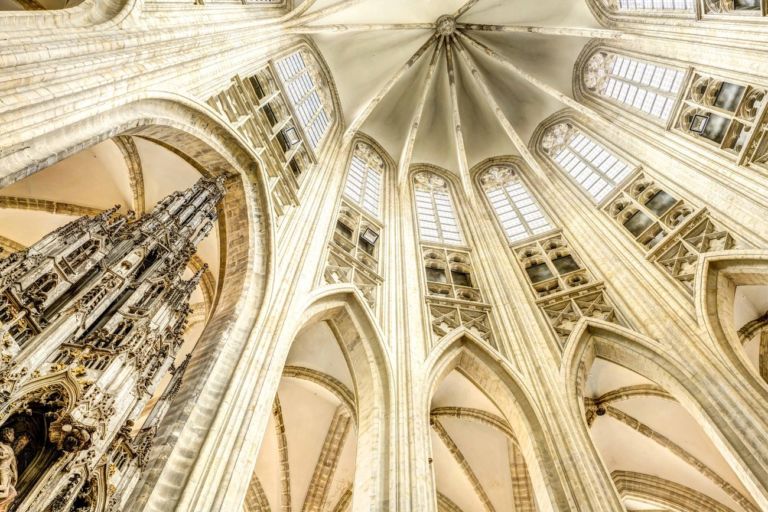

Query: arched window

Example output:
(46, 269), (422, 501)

(479, 165), (553, 243)
(413, 172), (463, 245)
(343, 142), (384, 218)
(275, 50), (332, 150)
(583, 51), (685, 123)
(541, 123), (637, 202)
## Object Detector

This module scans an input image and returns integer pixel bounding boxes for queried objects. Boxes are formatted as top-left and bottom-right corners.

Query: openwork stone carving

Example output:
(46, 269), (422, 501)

(649, 210), (743, 293)
(676, 72), (768, 167)
(208, 68), (314, 223)
(603, 172), (694, 251)
(702, 0), (766, 13)
(421, 246), (496, 347)
(583, 51), (614, 92)
(540, 122), (576, 157)
(0, 178), (223, 511)
(515, 233), (624, 345)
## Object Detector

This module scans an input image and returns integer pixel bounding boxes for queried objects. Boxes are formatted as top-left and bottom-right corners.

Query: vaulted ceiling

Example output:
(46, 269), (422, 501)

(302, 0), (600, 174)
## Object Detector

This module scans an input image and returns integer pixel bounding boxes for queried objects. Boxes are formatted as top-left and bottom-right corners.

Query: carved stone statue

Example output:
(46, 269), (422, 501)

(0, 428), (18, 512)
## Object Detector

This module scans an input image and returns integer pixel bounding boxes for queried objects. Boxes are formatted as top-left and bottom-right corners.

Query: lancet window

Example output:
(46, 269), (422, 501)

(275, 50), (332, 150)
(583, 51), (685, 123)
(676, 73), (768, 168)
(343, 142), (383, 218)
(478, 165), (553, 243)
(413, 172), (463, 245)
(323, 141), (385, 310)
(540, 122), (636, 202)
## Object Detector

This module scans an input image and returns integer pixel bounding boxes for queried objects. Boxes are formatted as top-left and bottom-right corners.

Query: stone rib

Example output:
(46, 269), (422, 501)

(613, 470), (734, 512)
(301, 406), (352, 512)
(282, 366), (356, 416)
(606, 405), (757, 512)
(244, 475), (272, 512)
(273, 396), (292, 512)
(0, 195), (103, 217)
(432, 418), (496, 512)
(112, 135), (145, 216)
(508, 439), (536, 511)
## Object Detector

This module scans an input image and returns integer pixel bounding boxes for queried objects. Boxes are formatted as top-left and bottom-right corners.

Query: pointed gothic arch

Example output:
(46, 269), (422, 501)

(423, 331), (571, 512)
(1, 94), (275, 511)
(562, 318), (768, 510)
(247, 285), (394, 512)
(696, 250), (768, 395)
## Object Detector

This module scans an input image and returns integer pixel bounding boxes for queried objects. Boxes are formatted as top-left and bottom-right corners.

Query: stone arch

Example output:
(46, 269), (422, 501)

(529, 107), (645, 175)
(243, 285), (393, 512)
(581, 0), (705, 28)
(572, 40), (689, 129)
(0, 0), (135, 29)
(0, 95), (275, 510)
(612, 470), (735, 512)
(290, 285), (395, 511)
(423, 330), (571, 512)
(696, 250), (768, 396)
(562, 317), (768, 510)
(0, 369), (82, 422)
(0, 370), (86, 509)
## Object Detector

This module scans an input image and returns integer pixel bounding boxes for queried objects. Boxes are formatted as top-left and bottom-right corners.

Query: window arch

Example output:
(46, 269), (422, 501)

(583, 51), (685, 123)
(540, 122), (637, 202)
(274, 49), (332, 151)
(343, 141), (384, 218)
(478, 165), (553, 243)
(412, 171), (463, 245)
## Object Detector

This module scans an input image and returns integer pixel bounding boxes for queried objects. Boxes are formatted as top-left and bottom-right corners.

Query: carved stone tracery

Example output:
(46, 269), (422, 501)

(0, 178), (222, 512)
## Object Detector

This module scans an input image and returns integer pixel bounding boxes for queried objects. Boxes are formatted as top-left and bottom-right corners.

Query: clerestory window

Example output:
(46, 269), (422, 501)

(584, 51), (685, 123)
(616, 0), (694, 11)
(274, 51), (331, 150)
(344, 142), (384, 218)
(479, 166), (553, 243)
(413, 172), (463, 245)
(541, 123), (636, 202)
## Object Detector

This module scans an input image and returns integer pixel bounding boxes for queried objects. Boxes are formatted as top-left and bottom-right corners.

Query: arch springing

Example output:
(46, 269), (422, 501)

(584, 51), (685, 123)
(479, 165), (553, 243)
(413, 172), (463, 245)
(541, 123), (636, 202)
(275, 50), (332, 150)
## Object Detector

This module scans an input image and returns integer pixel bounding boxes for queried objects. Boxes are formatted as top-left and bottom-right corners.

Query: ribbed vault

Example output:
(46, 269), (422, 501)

(293, 0), (624, 190)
